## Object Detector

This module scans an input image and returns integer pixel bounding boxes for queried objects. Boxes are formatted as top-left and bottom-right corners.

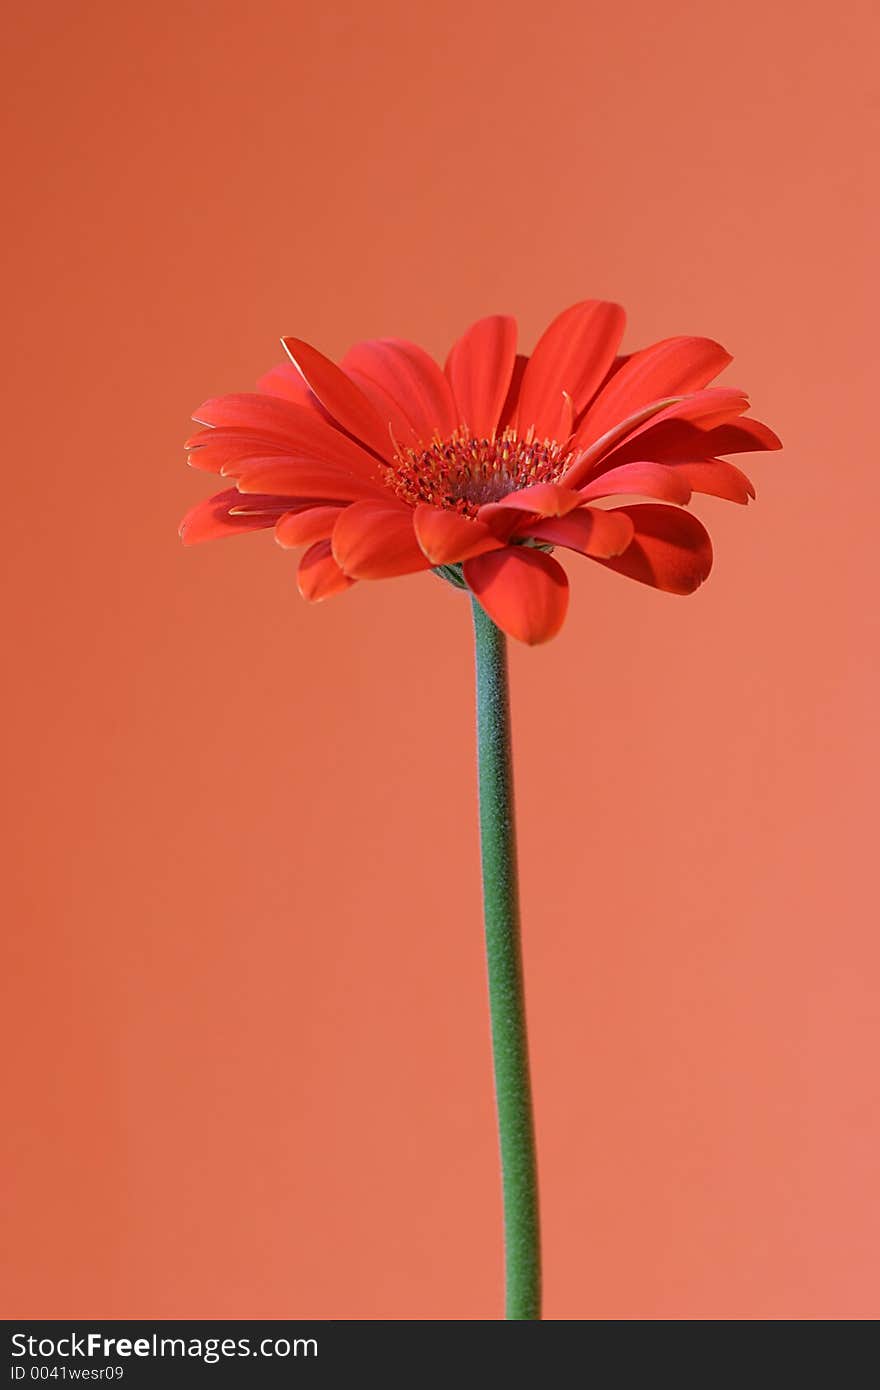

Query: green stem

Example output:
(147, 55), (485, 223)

(471, 597), (541, 1321)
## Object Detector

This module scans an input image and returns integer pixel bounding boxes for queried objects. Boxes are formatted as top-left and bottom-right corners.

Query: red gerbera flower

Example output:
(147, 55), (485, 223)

(180, 301), (781, 643)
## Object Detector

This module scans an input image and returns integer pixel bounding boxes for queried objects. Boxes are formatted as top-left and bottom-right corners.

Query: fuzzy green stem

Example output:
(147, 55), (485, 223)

(471, 596), (541, 1320)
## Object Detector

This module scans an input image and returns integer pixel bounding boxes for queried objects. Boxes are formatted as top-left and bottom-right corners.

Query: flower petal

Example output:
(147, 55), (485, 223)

(275, 506), (345, 548)
(564, 388), (750, 488)
(577, 439), (757, 503)
(553, 390), (575, 444)
(513, 301), (626, 439)
(192, 395), (383, 478)
(695, 418), (782, 454)
(667, 460), (755, 504)
(339, 338), (459, 444)
(479, 482), (584, 519)
(463, 547), (569, 645)
(562, 397), (683, 487)
(185, 427), (292, 474)
(193, 392), (318, 436)
(579, 462), (692, 505)
(591, 504), (713, 594)
(233, 459), (389, 502)
(445, 315), (518, 439)
(297, 539), (356, 601)
(341, 350), (422, 447)
(523, 507), (635, 558)
(469, 505), (522, 543)
(575, 336), (733, 448)
(602, 415), (781, 468)
(624, 387), (751, 436)
(179, 489), (286, 545)
(413, 506), (500, 565)
(332, 501), (433, 579)
(281, 337), (395, 460)
(498, 353), (529, 431)
(255, 362), (315, 405)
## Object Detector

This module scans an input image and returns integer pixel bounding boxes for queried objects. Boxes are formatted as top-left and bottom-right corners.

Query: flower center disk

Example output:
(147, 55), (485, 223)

(388, 428), (573, 516)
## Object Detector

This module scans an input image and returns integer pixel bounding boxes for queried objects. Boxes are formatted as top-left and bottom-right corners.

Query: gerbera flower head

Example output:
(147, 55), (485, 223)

(180, 301), (781, 644)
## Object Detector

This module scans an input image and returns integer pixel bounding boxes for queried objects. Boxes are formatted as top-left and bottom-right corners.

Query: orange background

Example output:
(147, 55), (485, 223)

(3, 0), (878, 1320)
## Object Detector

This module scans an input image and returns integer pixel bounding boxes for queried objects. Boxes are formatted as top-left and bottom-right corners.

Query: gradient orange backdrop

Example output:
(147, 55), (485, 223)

(3, 0), (878, 1320)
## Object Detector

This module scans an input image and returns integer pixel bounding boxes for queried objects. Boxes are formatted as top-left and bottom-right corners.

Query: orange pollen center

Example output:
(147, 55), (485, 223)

(387, 428), (574, 517)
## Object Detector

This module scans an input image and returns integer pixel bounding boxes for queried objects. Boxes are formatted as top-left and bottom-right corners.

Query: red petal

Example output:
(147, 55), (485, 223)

(234, 459), (388, 502)
(255, 362), (315, 405)
(185, 427), (292, 474)
(523, 507), (634, 558)
(341, 351), (422, 447)
(297, 540), (356, 601)
(551, 390), (575, 444)
(275, 506), (345, 548)
(339, 338), (458, 444)
(591, 504), (713, 594)
(562, 398), (683, 487)
(479, 482), (584, 519)
(667, 460), (755, 504)
(179, 489), (285, 545)
(697, 418), (781, 453)
(631, 387), (750, 433)
(281, 337), (395, 460)
(513, 301), (625, 439)
(497, 353), (529, 431)
(469, 505), (522, 543)
(576, 336), (732, 447)
(582, 454), (755, 504)
(413, 505), (500, 565)
(596, 415), (781, 470)
(194, 392), (319, 435)
(332, 501), (432, 579)
(463, 547), (569, 645)
(192, 395), (382, 478)
(579, 462), (692, 505)
(592, 389), (752, 460)
(445, 315), (518, 439)
(564, 388), (749, 488)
